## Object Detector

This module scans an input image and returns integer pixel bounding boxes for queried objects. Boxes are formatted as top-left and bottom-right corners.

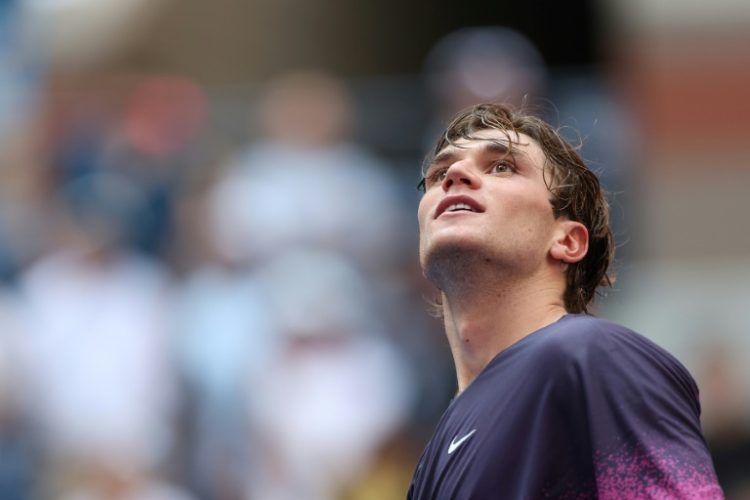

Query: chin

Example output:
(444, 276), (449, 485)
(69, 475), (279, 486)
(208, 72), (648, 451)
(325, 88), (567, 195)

(421, 230), (486, 257)
(420, 237), (489, 284)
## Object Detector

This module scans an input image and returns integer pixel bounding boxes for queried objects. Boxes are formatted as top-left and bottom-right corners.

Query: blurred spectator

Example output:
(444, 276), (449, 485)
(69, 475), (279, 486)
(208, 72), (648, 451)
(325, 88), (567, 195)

(10, 171), (182, 497)
(208, 69), (408, 272)
(172, 69), (420, 499)
(246, 250), (415, 500)
(99, 75), (206, 257)
(423, 27), (548, 124)
(170, 187), (279, 500)
(49, 74), (207, 259)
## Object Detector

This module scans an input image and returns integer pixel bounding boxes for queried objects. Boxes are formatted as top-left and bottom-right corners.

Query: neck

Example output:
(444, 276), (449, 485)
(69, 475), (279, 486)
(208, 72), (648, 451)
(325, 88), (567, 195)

(436, 261), (567, 394)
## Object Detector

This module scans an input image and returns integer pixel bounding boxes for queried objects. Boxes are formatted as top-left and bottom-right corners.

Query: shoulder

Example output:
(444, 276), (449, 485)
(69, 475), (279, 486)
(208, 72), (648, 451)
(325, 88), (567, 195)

(531, 315), (698, 397)
(539, 314), (686, 369)
(541, 313), (637, 343)
(523, 314), (626, 365)
(539, 315), (701, 413)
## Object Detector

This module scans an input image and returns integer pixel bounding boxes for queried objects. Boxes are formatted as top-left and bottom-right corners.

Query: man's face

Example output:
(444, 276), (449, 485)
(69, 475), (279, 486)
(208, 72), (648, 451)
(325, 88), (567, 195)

(418, 128), (560, 282)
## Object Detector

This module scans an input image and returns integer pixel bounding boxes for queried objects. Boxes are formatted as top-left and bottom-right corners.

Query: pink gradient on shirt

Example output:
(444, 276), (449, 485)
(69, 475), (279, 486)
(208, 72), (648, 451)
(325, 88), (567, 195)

(594, 444), (724, 500)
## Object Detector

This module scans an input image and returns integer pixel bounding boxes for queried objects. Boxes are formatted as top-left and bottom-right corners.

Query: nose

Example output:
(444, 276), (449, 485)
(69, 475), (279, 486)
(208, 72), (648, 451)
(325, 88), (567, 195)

(442, 160), (481, 192)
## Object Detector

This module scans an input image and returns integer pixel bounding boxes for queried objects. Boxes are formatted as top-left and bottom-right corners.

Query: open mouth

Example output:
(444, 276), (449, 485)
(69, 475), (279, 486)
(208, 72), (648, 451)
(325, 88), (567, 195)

(435, 196), (485, 218)
(444, 203), (476, 213)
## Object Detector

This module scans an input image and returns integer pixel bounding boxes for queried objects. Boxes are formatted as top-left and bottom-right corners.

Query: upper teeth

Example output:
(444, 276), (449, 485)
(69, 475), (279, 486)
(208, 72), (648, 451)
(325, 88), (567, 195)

(446, 203), (473, 212)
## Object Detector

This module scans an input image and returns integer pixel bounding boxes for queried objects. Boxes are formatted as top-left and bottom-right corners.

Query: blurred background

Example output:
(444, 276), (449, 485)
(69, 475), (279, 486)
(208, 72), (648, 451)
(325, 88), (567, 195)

(0, 0), (748, 498)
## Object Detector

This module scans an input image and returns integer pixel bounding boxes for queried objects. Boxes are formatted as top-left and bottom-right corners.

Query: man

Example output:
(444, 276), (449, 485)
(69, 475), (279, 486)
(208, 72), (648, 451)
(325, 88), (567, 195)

(407, 103), (723, 499)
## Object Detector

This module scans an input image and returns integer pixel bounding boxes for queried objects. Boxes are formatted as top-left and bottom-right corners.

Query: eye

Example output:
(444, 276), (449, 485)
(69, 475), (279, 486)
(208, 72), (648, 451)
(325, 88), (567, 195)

(489, 160), (514, 174)
(433, 168), (449, 182)
(421, 166), (448, 191)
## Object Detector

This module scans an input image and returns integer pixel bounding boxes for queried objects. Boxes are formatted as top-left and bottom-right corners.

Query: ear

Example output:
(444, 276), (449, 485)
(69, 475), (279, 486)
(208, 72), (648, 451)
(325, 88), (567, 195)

(549, 220), (588, 264)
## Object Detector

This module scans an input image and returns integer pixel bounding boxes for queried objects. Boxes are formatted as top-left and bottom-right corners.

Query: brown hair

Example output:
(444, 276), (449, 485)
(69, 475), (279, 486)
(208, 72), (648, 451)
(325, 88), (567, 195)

(421, 102), (614, 314)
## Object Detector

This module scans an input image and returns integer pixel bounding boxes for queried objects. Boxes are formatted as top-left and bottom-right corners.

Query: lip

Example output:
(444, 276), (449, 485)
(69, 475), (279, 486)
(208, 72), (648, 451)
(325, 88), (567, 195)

(434, 195), (485, 219)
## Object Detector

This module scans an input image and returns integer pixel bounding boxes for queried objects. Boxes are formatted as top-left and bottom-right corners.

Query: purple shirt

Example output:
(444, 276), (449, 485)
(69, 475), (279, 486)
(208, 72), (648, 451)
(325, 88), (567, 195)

(408, 314), (724, 499)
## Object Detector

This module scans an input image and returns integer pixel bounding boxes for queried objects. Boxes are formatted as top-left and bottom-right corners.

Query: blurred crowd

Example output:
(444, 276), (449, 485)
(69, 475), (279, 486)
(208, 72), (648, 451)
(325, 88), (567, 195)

(0, 64), (457, 499)
(0, 13), (748, 500)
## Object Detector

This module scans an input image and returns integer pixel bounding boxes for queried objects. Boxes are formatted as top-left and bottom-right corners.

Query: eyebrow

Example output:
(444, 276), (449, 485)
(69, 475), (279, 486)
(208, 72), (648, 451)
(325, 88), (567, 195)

(428, 141), (526, 170)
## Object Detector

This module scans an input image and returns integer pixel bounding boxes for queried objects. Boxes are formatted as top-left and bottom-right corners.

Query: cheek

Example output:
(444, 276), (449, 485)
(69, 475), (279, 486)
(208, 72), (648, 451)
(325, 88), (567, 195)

(501, 190), (556, 237)
(510, 186), (555, 218)
(417, 196), (432, 230)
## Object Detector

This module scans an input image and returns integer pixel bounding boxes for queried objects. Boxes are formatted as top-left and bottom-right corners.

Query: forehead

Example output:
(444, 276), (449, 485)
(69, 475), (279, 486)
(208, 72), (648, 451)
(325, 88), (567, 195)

(439, 128), (545, 164)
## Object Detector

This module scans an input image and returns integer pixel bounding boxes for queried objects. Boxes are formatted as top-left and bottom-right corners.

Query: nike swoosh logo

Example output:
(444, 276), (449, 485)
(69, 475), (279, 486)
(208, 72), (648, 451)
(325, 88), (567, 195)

(448, 429), (477, 454)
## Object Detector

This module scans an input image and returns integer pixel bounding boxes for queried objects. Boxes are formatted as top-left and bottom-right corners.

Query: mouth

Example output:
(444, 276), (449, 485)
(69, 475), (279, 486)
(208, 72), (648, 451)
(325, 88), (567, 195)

(435, 196), (485, 218)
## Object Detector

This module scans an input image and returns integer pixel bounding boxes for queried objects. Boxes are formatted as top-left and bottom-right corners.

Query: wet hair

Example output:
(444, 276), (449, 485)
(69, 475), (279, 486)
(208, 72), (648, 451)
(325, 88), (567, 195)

(420, 102), (614, 314)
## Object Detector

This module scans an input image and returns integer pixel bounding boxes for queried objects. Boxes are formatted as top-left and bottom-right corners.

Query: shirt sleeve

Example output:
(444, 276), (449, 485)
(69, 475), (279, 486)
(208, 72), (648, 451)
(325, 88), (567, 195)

(558, 323), (724, 500)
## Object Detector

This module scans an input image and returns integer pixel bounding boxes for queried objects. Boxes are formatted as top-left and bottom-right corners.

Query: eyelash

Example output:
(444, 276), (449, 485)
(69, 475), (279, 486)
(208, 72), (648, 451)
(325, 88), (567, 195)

(418, 161), (515, 192)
